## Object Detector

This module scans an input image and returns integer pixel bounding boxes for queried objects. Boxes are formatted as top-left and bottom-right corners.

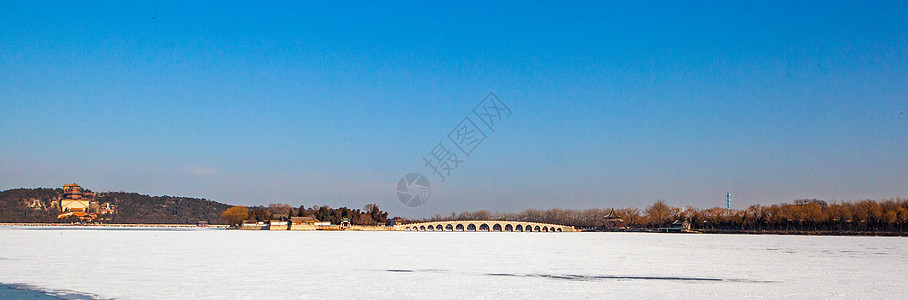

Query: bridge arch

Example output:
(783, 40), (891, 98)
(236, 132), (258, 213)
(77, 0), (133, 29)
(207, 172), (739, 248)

(479, 223), (490, 231)
(515, 224), (523, 232)
(445, 224), (454, 231)
(493, 224), (502, 232)
(455, 224), (465, 231)
(466, 224), (476, 231)
(435, 224), (443, 231)
(504, 224), (513, 232)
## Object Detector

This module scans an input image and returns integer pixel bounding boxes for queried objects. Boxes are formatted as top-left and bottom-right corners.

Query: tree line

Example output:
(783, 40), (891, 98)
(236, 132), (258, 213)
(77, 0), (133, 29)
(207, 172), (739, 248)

(421, 198), (908, 234)
(221, 203), (389, 227)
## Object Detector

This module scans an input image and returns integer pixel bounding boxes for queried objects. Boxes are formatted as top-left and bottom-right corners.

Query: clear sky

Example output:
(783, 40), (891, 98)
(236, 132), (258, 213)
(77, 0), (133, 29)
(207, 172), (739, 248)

(2, 1), (907, 217)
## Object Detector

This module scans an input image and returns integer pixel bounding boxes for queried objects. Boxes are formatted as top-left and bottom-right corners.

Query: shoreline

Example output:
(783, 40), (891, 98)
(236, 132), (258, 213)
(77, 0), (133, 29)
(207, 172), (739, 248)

(695, 228), (908, 237)
(1, 223), (905, 236)
(588, 228), (907, 237)
(0, 223), (227, 229)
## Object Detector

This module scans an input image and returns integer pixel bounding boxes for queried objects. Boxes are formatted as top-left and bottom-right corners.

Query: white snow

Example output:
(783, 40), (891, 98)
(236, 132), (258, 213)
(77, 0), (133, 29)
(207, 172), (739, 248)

(1, 227), (905, 299)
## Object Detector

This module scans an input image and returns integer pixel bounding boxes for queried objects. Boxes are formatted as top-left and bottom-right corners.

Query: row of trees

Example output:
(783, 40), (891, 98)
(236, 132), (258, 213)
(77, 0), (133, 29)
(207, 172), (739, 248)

(221, 203), (389, 227)
(421, 198), (908, 233)
(682, 199), (908, 233)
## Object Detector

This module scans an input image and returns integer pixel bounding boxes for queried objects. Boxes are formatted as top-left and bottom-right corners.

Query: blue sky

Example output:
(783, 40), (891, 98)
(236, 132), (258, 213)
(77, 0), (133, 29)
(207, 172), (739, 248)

(2, 1), (907, 217)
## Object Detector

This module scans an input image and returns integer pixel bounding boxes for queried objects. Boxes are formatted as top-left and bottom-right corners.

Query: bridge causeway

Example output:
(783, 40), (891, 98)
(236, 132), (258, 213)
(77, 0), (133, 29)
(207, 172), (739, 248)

(394, 220), (575, 232)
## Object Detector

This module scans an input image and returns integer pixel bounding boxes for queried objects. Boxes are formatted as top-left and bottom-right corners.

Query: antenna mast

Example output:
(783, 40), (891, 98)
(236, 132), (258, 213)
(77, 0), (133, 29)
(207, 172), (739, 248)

(726, 192), (731, 209)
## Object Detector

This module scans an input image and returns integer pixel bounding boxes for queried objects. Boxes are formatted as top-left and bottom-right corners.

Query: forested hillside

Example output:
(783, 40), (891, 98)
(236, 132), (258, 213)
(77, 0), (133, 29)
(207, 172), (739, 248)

(0, 188), (60, 222)
(0, 188), (230, 224)
(98, 192), (230, 224)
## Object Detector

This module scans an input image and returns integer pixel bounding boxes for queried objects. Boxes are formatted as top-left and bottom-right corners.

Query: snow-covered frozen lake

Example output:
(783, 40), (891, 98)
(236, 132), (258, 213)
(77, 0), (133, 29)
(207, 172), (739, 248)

(1, 227), (905, 299)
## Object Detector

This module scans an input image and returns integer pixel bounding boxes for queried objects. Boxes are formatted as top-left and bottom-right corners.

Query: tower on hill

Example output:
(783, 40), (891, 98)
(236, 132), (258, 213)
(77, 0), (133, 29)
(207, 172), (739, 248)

(57, 182), (98, 222)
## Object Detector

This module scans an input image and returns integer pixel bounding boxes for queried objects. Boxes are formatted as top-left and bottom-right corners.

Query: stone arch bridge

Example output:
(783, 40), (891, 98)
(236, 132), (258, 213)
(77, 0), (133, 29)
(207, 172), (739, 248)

(394, 221), (575, 232)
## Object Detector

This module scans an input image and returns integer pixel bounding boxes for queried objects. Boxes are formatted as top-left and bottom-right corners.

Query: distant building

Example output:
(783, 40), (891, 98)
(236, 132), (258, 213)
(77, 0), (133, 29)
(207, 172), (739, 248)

(269, 219), (289, 231)
(671, 220), (691, 231)
(658, 220), (692, 233)
(98, 202), (117, 215)
(57, 182), (98, 222)
(60, 183), (92, 213)
(291, 216), (318, 226)
(27, 199), (45, 210)
(603, 209), (625, 229)
(241, 219), (267, 230)
(289, 216), (330, 230)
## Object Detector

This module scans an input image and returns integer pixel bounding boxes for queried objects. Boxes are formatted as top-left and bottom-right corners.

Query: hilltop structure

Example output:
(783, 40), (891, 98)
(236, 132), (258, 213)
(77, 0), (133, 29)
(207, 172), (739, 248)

(56, 182), (98, 222)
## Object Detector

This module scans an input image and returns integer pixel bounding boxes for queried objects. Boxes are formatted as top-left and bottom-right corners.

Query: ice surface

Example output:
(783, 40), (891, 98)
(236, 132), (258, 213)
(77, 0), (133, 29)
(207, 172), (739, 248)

(1, 227), (905, 299)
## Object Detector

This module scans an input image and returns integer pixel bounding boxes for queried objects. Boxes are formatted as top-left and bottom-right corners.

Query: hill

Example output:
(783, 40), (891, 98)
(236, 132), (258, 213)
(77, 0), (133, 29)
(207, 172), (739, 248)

(0, 188), (231, 224)
(0, 188), (60, 222)
(99, 192), (230, 224)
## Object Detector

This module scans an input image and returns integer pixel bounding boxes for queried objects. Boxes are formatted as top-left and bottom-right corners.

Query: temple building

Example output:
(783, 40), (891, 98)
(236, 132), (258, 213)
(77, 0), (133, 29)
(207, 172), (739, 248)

(61, 183), (91, 212)
(57, 182), (98, 222)
(603, 209), (626, 229)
